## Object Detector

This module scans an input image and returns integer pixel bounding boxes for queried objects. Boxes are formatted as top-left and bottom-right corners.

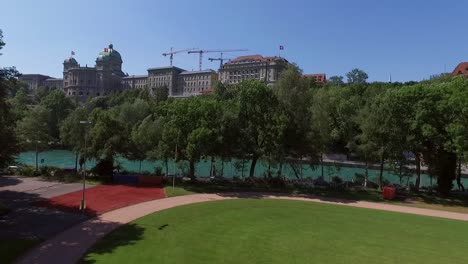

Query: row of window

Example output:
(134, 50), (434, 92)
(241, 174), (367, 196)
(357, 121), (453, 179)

(183, 75), (211, 80)
(229, 69), (260, 75)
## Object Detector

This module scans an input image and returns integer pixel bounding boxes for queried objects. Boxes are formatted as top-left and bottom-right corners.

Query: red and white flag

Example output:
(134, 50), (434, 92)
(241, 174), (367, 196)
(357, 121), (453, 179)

(279, 45), (284, 50)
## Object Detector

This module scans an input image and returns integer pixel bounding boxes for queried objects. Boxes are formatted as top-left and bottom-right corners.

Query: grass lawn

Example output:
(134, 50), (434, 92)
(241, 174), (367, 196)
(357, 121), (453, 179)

(164, 185), (195, 197)
(82, 199), (468, 264)
(164, 183), (468, 214)
(0, 238), (41, 264)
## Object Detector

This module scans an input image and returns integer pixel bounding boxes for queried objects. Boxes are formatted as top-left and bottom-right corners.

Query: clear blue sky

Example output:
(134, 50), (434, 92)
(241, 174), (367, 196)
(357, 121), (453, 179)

(1, 0), (467, 82)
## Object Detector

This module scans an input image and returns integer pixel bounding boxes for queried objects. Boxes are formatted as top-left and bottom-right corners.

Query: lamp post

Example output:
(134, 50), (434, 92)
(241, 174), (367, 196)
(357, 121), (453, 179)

(79, 120), (92, 213)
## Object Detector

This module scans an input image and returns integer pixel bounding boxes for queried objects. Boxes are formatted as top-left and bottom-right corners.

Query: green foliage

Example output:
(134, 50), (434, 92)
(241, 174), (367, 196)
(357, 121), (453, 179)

(346, 68), (369, 84)
(0, 29), (19, 168)
(40, 89), (75, 140)
(16, 105), (50, 150)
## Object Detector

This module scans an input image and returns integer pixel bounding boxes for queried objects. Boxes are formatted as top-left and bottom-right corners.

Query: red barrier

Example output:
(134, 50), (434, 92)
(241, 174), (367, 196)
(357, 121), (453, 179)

(383, 186), (396, 200)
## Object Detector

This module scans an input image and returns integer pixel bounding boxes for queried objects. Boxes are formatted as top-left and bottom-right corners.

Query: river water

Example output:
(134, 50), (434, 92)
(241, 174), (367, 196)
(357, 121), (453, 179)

(16, 150), (467, 188)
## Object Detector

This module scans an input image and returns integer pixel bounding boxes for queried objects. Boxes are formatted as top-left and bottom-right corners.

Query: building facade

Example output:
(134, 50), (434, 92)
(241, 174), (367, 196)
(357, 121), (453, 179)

(122, 75), (148, 90)
(147, 66), (185, 96)
(177, 70), (218, 96)
(453, 62), (468, 77)
(218, 55), (289, 85)
(304, 73), (327, 83)
(63, 44), (126, 102)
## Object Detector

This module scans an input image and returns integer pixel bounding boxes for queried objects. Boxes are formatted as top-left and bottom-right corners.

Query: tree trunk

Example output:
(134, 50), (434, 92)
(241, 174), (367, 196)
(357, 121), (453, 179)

(379, 153), (384, 190)
(321, 153), (324, 178)
(35, 148), (39, 172)
(249, 155), (258, 178)
(415, 153), (421, 191)
(457, 155), (465, 192)
(189, 160), (195, 180)
(278, 161), (283, 178)
(221, 159), (224, 177)
(139, 160), (142, 173)
(165, 158), (169, 177)
(364, 160), (368, 188)
(75, 152), (79, 174)
(241, 159), (245, 178)
(210, 156), (215, 177)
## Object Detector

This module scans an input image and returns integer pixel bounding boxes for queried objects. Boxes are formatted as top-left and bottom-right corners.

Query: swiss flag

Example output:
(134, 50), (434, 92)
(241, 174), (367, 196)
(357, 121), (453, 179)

(279, 45), (284, 50)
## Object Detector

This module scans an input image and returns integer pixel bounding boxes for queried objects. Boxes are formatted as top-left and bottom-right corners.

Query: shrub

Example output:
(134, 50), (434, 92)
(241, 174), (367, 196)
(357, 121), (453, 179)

(332, 176), (343, 185)
(18, 166), (38, 177)
(154, 166), (163, 176)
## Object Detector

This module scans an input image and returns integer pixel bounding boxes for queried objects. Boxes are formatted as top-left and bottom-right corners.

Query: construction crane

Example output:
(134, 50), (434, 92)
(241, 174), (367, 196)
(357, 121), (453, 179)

(208, 52), (233, 68)
(188, 49), (248, 70)
(162, 47), (197, 66)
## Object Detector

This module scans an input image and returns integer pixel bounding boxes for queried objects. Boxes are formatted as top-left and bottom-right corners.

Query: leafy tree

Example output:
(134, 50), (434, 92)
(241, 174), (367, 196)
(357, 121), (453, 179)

(40, 89), (75, 141)
(327, 75), (345, 86)
(346, 68), (368, 84)
(16, 106), (50, 171)
(9, 86), (30, 120)
(60, 107), (88, 172)
(0, 29), (19, 168)
(132, 115), (165, 173)
(236, 80), (287, 177)
(274, 64), (320, 178)
(88, 109), (126, 175)
(114, 99), (151, 171)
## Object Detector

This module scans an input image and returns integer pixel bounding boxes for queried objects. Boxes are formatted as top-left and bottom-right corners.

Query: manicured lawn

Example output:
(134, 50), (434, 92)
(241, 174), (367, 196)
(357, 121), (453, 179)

(82, 199), (468, 264)
(164, 185), (195, 197)
(0, 238), (41, 264)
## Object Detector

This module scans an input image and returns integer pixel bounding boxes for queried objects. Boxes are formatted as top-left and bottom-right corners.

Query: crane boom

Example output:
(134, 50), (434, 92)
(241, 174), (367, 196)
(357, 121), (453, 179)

(188, 49), (248, 70)
(162, 47), (197, 66)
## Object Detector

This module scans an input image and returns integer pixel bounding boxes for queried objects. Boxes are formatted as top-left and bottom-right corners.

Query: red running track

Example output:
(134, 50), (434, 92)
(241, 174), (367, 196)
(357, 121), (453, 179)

(37, 185), (166, 216)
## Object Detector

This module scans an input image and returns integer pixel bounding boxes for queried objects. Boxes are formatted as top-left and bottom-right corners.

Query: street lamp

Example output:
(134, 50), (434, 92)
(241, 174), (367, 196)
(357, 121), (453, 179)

(79, 120), (92, 213)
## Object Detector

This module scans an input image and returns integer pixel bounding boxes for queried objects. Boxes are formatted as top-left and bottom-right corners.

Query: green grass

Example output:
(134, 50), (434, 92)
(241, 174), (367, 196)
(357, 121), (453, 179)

(0, 238), (41, 264)
(164, 185), (195, 197)
(82, 199), (468, 264)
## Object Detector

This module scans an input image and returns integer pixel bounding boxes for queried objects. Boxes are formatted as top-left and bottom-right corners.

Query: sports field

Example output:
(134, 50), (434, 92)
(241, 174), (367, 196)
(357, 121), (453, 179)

(82, 199), (468, 264)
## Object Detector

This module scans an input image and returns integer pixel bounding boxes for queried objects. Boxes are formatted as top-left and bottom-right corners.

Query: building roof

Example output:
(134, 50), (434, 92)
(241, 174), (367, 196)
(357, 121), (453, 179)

(179, 69), (216, 75)
(96, 44), (122, 62)
(122, 75), (148, 79)
(226, 54), (288, 64)
(452, 62), (468, 76)
(44, 78), (63, 81)
(147, 66), (186, 72)
(64, 57), (78, 64)
(304, 73), (327, 83)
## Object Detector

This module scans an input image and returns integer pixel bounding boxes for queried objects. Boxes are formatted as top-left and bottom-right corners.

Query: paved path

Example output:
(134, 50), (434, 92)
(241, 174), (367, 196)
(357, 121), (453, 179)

(16, 192), (468, 264)
(0, 176), (91, 239)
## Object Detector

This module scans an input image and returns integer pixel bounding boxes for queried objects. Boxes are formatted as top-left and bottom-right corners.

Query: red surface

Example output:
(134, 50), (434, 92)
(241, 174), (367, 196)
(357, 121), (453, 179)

(383, 186), (396, 200)
(37, 185), (166, 216)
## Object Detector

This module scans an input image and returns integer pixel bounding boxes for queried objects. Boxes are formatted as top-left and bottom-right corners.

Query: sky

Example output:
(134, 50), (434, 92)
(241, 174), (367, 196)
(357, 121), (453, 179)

(1, 0), (467, 82)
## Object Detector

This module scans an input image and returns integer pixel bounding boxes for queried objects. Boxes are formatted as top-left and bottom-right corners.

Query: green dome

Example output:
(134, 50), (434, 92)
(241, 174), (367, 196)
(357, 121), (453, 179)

(96, 44), (122, 62)
(64, 57), (78, 64)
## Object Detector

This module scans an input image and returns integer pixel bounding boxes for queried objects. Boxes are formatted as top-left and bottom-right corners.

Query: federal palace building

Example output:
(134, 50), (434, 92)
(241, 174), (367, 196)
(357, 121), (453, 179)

(19, 44), (327, 102)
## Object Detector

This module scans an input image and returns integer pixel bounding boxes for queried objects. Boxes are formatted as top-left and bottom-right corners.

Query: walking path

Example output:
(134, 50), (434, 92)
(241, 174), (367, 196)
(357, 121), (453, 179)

(15, 192), (468, 264)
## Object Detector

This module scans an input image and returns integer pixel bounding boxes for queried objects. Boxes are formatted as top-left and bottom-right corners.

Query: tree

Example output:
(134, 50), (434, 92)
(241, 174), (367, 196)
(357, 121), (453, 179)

(132, 115), (165, 173)
(60, 107), (88, 172)
(16, 106), (50, 171)
(114, 99), (151, 171)
(10, 86), (30, 120)
(346, 68), (368, 84)
(236, 80), (287, 177)
(274, 64), (320, 178)
(40, 89), (75, 141)
(161, 97), (222, 179)
(88, 109), (126, 176)
(0, 29), (19, 168)
(327, 75), (345, 86)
